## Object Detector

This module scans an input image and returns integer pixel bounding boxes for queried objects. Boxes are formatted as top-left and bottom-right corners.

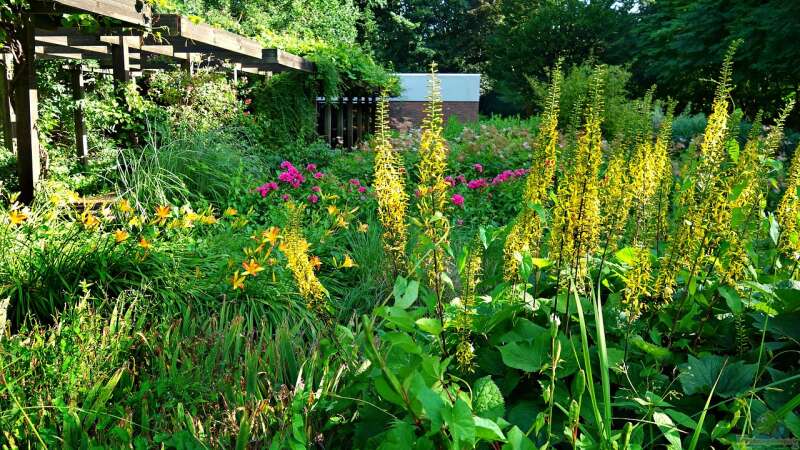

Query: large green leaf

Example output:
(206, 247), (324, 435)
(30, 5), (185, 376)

(678, 355), (756, 398)
(443, 399), (476, 448)
(501, 426), (536, 450)
(498, 331), (550, 372)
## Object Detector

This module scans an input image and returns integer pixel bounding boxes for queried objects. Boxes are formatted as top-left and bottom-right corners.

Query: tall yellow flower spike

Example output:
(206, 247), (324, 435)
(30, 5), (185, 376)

(655, 44), (737, 301)
(777, 143), (800, 257)
(549, 65), (605, 286)
(503, 61), (562, 280)
(373, 92), (409, 271)
(414, 64), (452, 290)
(282, 202), (329, 314)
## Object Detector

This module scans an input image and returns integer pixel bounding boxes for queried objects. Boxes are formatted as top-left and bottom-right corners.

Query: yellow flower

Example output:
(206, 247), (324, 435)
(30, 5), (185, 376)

(200, 214), (217, 225)
(154, 205), (171, 225)
(81, 211), (101, 230)
(242, 259), (265, 277)
(9, 210), (28, 226)
(117, 198), (133, 214)
(310, 255), (322, 271)
(231, 271), (245, 290)
(327, 205), (338, 216)
(336, 215), (348, 228)
(138, 238), (152, 250)
(128, 216), (143, 229)
(413, 65), (452, 290)
(282, 202), (328, 312)
(224, 207), (238, 217)
(503, 62), (562, 280)
(263, 226), (280, 245)
(341, 254), (357, 268)
(358, 222), (369, 233)
(113, 229), (130, 243)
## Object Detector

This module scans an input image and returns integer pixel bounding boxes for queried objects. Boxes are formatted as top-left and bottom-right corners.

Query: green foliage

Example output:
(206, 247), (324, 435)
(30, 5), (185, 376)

(147, 69), (238, 131)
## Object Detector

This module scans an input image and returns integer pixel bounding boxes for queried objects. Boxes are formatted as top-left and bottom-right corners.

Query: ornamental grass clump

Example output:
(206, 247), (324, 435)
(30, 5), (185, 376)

(373, 92), (409, 273)
(282, 202), (329, 315)
(414, 65), (451, 293)
(503, 61), (562, 281)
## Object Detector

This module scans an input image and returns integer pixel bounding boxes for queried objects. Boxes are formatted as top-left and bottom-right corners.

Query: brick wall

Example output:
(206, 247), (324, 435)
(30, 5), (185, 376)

(389, 101), (479, 130)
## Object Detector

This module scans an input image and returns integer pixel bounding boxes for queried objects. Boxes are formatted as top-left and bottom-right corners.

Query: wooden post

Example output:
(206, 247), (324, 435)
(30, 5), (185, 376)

(111, 36), (131, 91)
(0, 53), (16, 155)
(336, 97), (344, 148)
(356, 96), (364, 144)
(71, 66), (88, 166)
(181, 56), (194, 75)
(324, 100), (332, 146)
(15, 15), (41, 203)
(345, 96), (354, 149)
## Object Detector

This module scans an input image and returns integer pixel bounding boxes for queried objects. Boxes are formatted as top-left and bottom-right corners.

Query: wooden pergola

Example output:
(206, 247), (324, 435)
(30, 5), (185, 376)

(1, 0), (315, 203)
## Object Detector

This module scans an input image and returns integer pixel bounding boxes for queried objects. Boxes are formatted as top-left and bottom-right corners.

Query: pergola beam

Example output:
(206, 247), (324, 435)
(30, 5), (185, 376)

(28, 0), (152, 26)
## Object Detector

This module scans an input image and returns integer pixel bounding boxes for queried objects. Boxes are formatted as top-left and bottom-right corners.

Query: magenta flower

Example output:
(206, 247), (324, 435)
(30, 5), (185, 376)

(473, 163), (483, 173)
(358, 186), (367, 193)
(278, 164), (305, 188)
(256, 181), (280, 197)
(282, 194), (291, 202)
(350, 178), (360, 186)
(467, 178), (488, 189)
(306, 163), (317, 172)
(313, 172), (324, 179)
(457, 175), (467, 184)
(451, 193), (465, 207)
(311, 185), (321, 193)
(445, 176), (456, 187)
(308, 194), (319, 204)
(280, 161), (293, 170)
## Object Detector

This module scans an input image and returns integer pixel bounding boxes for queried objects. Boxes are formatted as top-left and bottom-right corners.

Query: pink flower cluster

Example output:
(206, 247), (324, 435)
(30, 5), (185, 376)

(256, 181), (279, 197)
(446, 167), (529, 191)
(350, 178), (367, 194)
(278, 161), (306, 188)
(491, 168), (529, 185)
(258, 161), (326, 199)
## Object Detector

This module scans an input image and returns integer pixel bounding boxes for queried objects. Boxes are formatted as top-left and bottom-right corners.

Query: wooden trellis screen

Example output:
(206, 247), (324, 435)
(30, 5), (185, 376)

(317, 95), (377, 149)
(1, 0), (316, 203)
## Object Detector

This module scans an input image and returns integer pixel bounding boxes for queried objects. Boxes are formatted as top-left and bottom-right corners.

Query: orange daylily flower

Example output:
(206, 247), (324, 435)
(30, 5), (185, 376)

(231, 271), (246, 290)
(342, 254), (357, 268)
(310, 255), (322, 271)
(117, 199), (133, 214)
(242, 259), (265, 277)
(9, 210), (27, 226)
(81, 211), (100, 230)
(224, 207), (238, 217)
(138, 238), (152, 250)
(113, 229), (130, 243)
(154, 205), (171, 225)
(263, 226), (280, 245)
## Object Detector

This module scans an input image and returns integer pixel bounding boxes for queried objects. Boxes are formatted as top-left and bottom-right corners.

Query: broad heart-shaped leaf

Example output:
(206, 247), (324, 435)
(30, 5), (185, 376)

(679, 355), (757, 398)
(410, 372), (446, 431)
(498, 332), (550, 373)
(474, 416), (505, 442)
(718, 286), (743, 314)
(653, 411), (682, 450)
(415, 317), (442, 335)
(442, 399), (475, 449)
(501, 426), (536, 450)
(394, 278), (420, 309)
